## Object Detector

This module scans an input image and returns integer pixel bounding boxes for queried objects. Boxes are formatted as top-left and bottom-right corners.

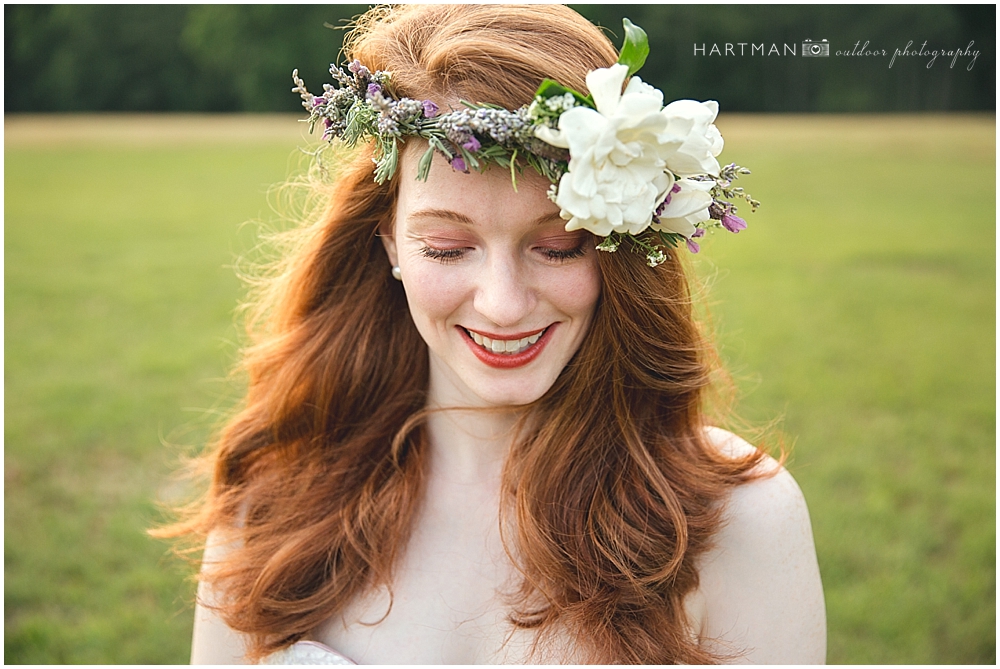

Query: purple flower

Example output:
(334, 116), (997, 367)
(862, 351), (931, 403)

(662, 181), (683, 206)
(323, 118), (333, 129)
(347, 60), (370, 78)
(692, 228), (705, 238)
(422, 100), (439, 118)
(367, 83), (381, 98)
(312, 97), (324, 107)
(686, 238), (701, 254)
(462, 136), (481, 152)
(721, 212), (747, 233)
(450, 156), (467, 172)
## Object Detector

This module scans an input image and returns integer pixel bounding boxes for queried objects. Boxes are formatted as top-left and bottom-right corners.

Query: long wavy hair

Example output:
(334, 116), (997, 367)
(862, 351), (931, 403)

(158, 5), (768, 664)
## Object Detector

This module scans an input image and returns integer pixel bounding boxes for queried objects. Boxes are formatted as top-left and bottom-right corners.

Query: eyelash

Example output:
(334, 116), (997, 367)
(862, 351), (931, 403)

(543, 246), (586, 261)
(418, 244), (586, 263)
(419, 246), (465, 263)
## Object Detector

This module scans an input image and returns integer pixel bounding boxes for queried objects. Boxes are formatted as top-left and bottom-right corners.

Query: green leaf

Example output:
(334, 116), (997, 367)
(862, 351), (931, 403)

(654, 231), (685, 249)
(509, 149), (519, 192)
(533, 79), (594, 108)
(416, 145), (435, 182)
(617, 18), (649, 77)
(535, 79), (572, 99)
(373, 137), (399, 184)
(457, 145), (480, 172)
(428, 135), (452, 159)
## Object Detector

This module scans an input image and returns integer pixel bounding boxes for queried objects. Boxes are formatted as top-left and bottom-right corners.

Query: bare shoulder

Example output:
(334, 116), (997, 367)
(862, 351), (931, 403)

(190, 528), (251, 664)
(691, 427), (827, 664)
(704, 426), (804, 526)
(704, 425), (779, 470)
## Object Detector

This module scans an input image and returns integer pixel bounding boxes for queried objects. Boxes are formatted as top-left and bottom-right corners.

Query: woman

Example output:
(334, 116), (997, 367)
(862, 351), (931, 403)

(175, 5), (825, 664)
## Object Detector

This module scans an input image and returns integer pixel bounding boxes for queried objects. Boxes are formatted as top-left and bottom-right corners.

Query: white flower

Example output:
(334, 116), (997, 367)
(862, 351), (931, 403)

(658, 99), (724, 177)
(651, 179), (714, 237)
(535, 64), (724, 238)
(535, 64), (675, 237)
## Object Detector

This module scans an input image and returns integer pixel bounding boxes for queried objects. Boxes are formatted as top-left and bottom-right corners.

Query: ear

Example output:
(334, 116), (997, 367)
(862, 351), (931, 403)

(379, 218), (399, 268)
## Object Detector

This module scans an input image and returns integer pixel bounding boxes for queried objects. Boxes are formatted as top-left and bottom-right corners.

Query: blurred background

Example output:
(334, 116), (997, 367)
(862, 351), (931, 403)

(5, 4), (995, 664)
(5, 4), (996, 113)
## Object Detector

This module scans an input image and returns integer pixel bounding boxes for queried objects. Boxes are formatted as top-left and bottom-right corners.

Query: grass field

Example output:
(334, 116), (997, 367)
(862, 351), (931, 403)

(5, 113), (995, 663)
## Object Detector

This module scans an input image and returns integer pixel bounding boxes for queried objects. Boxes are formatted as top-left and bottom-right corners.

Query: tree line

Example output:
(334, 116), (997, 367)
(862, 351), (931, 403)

(5, 4), (994, 114)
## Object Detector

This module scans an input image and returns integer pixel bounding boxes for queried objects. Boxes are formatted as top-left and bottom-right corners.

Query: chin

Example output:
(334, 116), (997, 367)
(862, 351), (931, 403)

(465, 378), (556, 408)
(429, 352), (563, 409)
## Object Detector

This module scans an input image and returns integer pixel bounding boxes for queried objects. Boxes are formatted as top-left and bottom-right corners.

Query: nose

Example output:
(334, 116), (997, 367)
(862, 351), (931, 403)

(472, 253), (537, 328)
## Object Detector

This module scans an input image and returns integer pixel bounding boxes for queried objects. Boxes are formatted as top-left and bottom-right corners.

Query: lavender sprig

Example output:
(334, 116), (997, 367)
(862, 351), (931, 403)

(292, 64), (571, 186)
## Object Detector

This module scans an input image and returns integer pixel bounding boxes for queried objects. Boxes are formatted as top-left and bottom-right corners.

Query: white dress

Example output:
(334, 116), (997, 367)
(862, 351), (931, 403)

(260, 640), (356, 665)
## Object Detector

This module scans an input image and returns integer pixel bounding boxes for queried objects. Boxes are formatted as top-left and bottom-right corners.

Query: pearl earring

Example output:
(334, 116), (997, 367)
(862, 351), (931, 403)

(391, 266), (402, 281)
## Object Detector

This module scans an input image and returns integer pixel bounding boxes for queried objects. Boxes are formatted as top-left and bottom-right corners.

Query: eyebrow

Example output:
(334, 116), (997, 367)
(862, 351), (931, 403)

(408, 208), (564, 227)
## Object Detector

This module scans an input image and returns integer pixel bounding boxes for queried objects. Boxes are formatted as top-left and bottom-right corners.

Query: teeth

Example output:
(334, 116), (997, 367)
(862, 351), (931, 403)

(464, 328), (546, 355)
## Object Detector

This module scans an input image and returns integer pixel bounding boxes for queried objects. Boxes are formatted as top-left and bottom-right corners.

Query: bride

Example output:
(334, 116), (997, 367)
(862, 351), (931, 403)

(173, 5), (825, 664)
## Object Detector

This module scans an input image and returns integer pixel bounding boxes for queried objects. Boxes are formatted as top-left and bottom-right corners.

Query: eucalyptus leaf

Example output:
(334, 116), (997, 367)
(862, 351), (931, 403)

(617, 18), (649, 77)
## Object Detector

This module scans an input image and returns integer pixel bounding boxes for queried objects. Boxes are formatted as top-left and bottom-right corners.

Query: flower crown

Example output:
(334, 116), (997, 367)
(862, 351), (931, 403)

(292, 19), (759, 267)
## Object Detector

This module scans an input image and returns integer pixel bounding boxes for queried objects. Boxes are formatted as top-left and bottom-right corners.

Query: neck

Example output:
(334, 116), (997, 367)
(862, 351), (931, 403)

(423, 356), (534, 485)
(423, 406), (521, 486)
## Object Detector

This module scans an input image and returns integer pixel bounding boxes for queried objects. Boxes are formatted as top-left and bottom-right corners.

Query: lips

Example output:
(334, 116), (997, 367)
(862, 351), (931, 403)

(465, 327), (545, 355)
(459, 325), (554, 369)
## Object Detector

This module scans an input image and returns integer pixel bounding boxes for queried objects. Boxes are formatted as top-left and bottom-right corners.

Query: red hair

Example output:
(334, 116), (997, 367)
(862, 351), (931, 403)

(158, 5), (767, 663)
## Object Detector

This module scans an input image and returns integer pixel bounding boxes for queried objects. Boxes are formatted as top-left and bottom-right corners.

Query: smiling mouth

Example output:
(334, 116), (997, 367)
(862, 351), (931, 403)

(463, 327), (548, 355)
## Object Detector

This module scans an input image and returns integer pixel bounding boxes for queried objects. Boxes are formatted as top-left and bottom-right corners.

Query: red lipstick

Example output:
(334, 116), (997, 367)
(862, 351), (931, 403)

(459, 325), (556, 369)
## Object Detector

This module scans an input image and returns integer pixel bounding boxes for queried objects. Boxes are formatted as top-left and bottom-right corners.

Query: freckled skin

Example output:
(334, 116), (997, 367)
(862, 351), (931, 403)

(382, 144), (602, 409)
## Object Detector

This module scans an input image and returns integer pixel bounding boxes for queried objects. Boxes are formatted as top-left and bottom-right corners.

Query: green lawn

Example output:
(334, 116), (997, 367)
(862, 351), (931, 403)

(5, 113), (995, 663)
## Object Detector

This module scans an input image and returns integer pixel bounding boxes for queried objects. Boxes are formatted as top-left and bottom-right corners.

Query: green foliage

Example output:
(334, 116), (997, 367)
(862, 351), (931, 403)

(574, 4), (994, 112)
(4, 5), (994, 112)
(181, 5), (372, 112)
(4, 5), (231, 111)
(4, 5), (370, 112)
(617, 18), (649, 77)
(4, 113), (995, 663)
(534, 79), (594, 108)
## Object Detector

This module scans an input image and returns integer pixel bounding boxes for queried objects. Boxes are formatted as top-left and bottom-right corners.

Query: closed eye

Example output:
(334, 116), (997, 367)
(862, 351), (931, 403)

(541, 245), (586, 262)
(420, 246), (466, 263)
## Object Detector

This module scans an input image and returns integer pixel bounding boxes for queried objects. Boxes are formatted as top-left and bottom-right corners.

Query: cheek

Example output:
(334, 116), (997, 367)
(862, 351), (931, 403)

(401, 263), (471, 328)
(547, 261), (602, 321)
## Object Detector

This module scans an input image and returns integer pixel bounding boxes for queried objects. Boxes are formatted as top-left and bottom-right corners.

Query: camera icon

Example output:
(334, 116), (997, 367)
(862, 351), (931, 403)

(801, 39), (830, 57)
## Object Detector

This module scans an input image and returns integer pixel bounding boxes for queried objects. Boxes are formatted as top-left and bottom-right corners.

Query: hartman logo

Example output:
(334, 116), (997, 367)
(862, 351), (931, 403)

(693, 41), (830, 57)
